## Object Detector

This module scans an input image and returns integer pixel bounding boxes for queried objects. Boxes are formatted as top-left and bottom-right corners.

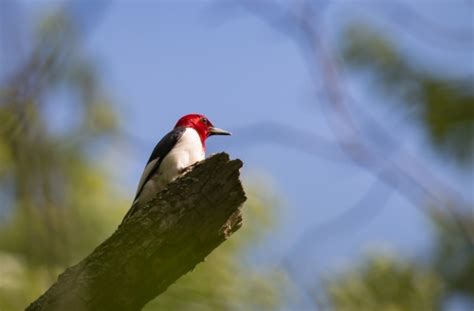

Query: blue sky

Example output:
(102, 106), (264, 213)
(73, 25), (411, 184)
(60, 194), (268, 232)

(15, 0), (474, 303)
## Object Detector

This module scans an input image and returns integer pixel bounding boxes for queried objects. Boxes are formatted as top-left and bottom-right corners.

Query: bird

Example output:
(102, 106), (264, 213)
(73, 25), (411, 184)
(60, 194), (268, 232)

(122, 113), (231, 221)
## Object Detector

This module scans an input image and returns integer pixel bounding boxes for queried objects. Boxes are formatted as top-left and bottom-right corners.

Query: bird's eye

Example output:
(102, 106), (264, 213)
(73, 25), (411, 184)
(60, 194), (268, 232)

(201, 117), (209, 125)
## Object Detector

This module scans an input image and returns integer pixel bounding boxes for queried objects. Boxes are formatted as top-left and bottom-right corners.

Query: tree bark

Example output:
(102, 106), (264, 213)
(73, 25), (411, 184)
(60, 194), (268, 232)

(26, 153), (246, 311)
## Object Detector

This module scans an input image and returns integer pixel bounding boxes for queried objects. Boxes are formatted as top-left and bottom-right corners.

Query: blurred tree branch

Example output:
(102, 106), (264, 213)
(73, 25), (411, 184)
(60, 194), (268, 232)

(233, 0), (474, 246)
(217, 3), (474, 305)
(26, 153), (246, 311)
(0, 4), (120, 275)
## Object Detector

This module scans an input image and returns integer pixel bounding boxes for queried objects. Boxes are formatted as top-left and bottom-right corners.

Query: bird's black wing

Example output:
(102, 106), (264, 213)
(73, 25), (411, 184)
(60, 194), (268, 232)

(122, 127), (186, 223)
(133, 126), (186, 201)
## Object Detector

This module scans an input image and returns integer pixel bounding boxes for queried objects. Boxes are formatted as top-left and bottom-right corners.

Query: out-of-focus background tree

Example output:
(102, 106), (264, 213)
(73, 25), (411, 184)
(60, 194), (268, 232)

(0, 1), (472, 310)
(0, 5), (125, 309)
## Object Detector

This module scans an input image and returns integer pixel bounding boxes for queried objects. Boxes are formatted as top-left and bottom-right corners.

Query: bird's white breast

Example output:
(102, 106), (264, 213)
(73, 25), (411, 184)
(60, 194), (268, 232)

(137, 128), (204, 204)
(158, 127), (205, 182)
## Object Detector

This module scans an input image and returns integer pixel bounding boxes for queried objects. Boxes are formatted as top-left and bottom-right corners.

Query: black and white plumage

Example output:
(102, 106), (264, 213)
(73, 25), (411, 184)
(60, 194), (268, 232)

(123, 114), (230, 221)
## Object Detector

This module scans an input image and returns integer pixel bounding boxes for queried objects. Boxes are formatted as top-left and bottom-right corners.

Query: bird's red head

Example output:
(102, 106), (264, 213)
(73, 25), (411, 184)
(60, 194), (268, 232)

(174, 113), (231, 147)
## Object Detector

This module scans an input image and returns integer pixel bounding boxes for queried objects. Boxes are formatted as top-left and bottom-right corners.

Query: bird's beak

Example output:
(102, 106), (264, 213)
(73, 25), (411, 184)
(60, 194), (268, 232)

(209, 127), (231, 136)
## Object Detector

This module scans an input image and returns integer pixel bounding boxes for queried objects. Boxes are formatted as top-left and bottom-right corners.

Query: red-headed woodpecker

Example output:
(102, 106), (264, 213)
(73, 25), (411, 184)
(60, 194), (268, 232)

(123, 113), (231, 220)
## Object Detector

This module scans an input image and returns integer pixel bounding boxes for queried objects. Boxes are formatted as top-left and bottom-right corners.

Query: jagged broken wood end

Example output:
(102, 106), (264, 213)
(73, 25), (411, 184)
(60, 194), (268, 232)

(27, 152), (247, 311)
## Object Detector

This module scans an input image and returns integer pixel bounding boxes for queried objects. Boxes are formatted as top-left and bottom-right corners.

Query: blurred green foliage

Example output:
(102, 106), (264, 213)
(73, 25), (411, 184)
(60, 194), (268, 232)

(325, 208), (474, 310)
(342, 24), (474, 165)
(322, 22), (474, 310)
(431, 209), (474, 298)
(0, 9), (126, 310)
(325, 256), (443, 311)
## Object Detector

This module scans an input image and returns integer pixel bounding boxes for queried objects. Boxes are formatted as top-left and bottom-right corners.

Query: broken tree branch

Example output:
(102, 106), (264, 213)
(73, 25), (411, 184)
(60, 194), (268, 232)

(27, 153), (246, 311)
